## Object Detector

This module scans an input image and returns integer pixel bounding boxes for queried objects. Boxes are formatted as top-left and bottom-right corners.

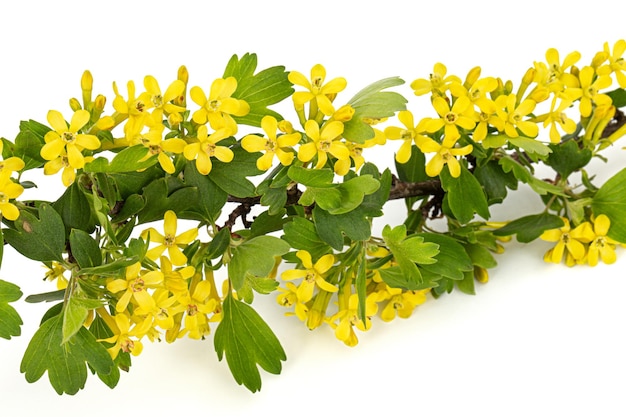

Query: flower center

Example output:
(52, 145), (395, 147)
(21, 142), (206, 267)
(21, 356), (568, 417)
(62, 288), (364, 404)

(187, 304), (198, 316)
(305, 271), (316, 284)
(62, 131), (77, 144)
(312, 76), (324, 93)
(445, 112), (458, 124)
(120, 338), (135, 353)
(152, 94), (163, 107)
(134, 100), (146, 114)
(0, 192), (7, 204)
(318, 140), (332, 152)
(202, 142), (216, 156)
(265, 139), (277, 152)
(131, 278), (145, 292)
(208, 99), (221, 111)
(164, 234), (176, 247)
(400, 129), (413, 140)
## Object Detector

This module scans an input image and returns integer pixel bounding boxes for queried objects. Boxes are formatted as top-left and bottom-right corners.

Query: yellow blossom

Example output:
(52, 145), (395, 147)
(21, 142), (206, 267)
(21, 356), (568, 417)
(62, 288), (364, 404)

(133, 110), (186, 174)
(143, 75), (186, 116)
(415, 135), (473, 178)
(43, 261), (69, 290)
(495, 94), (539, 138)
(241, 115), (301, 170)
(40, 109), (100, 171)
(172, 279), (218, 340)
(106, 262), (164, 313)
(333, 138), (377, 176)
(424, 96), (476, 142)
(586, 214), (619, 266)
(540, 218), (594, 264)
(542, 96), (578, 143)
(159, 256), (195, 297)
(100, 313), (145, 360)
(577, 66), (613, 117)
(0, 172), (23, 221)
(298, 120), (350, 172)
(450, 76), (498, 113)
(281, 250), (337, 303)
(329, 293), (378, 347)
(410, 63), (461, 96)
(384, 110), (430, 164)
(112, 80), (152, 136)
(183, 125), (234, 176)
(533, 48), (581, 92)
(190, 77), (250, 132)
(380, 288), (428, 322)
(288, 64), (347, 116)
(141, 210), (198, 266)
(598, 40), (626, 88)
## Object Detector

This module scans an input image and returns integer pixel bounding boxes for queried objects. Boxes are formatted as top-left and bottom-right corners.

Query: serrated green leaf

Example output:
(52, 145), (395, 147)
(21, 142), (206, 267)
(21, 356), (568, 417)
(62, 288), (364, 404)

(214, 295), (286, 392)
(592, 167), (626, 242)
(4, 203), (65, 262)
(137, 177), (197, 224)
(62, 295), (89, 344)
(287, 166), (334, 187)
(282, 217), (332, 259)
(181, 162), (228, 223)
(209, 145), (262, 198)
(20, 314), (114, 395)
(508, 137), (552, 157)
(546, 140), (592, 178)
(499, 155), (531, 183)
(474, 160), (518, 205)
(416, 233), (473, 280)
(228, 236), (290, 291)
(492, 212), (564, 243)
(0, 279), (23, 339)
(84, 145), (157, 173)
(313, 206), (372, 251)
(440, 166), (490, 223)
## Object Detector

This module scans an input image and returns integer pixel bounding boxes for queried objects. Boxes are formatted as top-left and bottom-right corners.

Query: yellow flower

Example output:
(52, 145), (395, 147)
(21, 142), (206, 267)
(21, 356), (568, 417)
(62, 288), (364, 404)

(297, 120), (349, 172)
(183, 125), (234, 176)
(380, 288), (428, 322)
(172, 279), (218, 340)
(100, 313), (145, 360)
(281, 250), (337, 303)
(134, 110), (187, 174)
(329, 293), (378, 347)
(43, 261), (69, 290)
(159, 256), (195, 297)
(542, 96), (578, 143)
(495, 94), (539, 138)
(384, 110), (430, 164)
(586, 214), (619, 266)
(410, 62), (461, 96)
(449, 76), (498, 113)
(598, 40), (626, 88)
(540, 218), (594, 264)
(333, 138), (376, 176)
(141, 210), (198, 266)
(288, 64), (347, 116)
(241, 115), (301, 170)
(424, 96), (476, 142)
(143, 75), (186, 116)
(42, 149), (91, 187)
(40, 109), (100, 170)
(471, 106), (505, 142)
(533, 48), (581, 92)
(415, 135), (473, 178)
(190, 77), (250, 132)
(112, 80), (152, 136)
(0, 172), (23, 221)
(0, 153), (25, 176)
(276, 282), (309, 322)
(577, 66), (613, 117)
(106, 262), (164, 313)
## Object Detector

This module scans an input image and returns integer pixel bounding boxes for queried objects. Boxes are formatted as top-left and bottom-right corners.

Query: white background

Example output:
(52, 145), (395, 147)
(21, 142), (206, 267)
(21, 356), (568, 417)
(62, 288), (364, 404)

(1, 1), (626, 415)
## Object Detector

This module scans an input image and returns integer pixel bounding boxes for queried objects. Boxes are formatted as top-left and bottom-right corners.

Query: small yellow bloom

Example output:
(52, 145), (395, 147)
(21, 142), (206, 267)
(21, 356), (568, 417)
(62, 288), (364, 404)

(577, 66), (613, 117)
(241, 115), (301, 170)
(298, 120), (349, 171)
(410, 63), (461, 96)
(100, 313), (144, 360)
(542, 96), (578, 143)
(281, 250), (337, 303)
(143, 75), (186, 116)
(495, 94), (539, 138)
(586, 214), (619, 266)
(384, 110), (430, 164)
(424, 96), (476, 142)
(329, 293), (378, 347)
(112, 80), (152, 136)
(106, 262), (164, 313)
(289, 64), (347, 116)
(183, 125), (234, 176)
(159, 256), (195, 297)
(533, 48), (581, 92)
(0, 172), (23, 221)
(380, 288), (428, 322)
(172, 279), (218, 340)
(190, 77), (250, 133)
(133, 110), (186, 174)
(141, 210), (198, 266)
(540, 218), (594, 264)
(415, 135), (473, 178)
(598, 40), (626, 88)
(40, 109), (100, 170)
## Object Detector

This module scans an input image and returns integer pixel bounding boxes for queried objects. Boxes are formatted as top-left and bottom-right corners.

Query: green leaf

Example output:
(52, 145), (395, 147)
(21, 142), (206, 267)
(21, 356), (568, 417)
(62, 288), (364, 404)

(228, 236), (290, 291)
(260, 186), (288, 216)
(299, 175), (380, 215)
(209, 145), (262, 198)
(181, 162), (228, 224)
(225, 53), (294, 127)
(313, 206), (372, 251)
(0, 279), (23, 339)
(214, 295), (286, 392)
(592, 167), (626, 242)
(25, 290), (65, 303)
(84, 145), (157, 173)
(440, 166), (490, 223)
(62, 295), (89, 344)
(137, 177), (197, 224)
(249, 209), (287, 237)
(20, 314), (114, 395)
(493, 212), (564, 243)
(381, 225), (439, 290)
(78, 256), (139, 277)
(69, 229), (102, 269)
(474, 160), (518, 205)
(456, 270), (476, 295)
(508, 137), (552, 158)
(4, 130), (45, 171)
(287, 166), (334, 187)
(205, 228), (231, 260)
(546, 140), (592, 178)
(4, 203), (65, 262)
(499, 155), (531, 183)
(344, 77), (407, 143)
(416, 233), (474, 280)
(282, 217), (332, 260)
(395, 145), (428, 183)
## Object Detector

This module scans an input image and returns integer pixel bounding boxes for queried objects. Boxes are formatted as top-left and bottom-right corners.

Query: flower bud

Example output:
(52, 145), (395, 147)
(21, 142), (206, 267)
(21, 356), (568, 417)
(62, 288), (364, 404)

(278, 119), (294, 134)
(177, 65), (189, 85)
(463, 66), (481, 89)
(81, 70), (93, 106)
(69, 97), (82, 112)
(332, 104), (355, 122)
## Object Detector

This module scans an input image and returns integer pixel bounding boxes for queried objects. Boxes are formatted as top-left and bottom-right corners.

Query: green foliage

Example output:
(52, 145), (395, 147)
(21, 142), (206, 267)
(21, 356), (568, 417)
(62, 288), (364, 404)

(214, 295), (286, 392)
(546, 140), (592, 178)
(4, 204), (66, 262)
(224, 53), (294, 126)
(440, 166), (490, 223)
(493, 213), (565, 242)
(592, 167), (626, 242)
(228, 236), (290, 292)
(0, 279), (23, 339)
(85, 145), (157, 173)
(20, 314), (115, 395)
